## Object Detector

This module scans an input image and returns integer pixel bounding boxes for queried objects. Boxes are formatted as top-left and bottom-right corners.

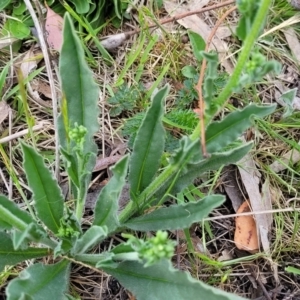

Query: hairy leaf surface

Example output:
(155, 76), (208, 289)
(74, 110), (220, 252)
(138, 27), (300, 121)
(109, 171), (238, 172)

(22, 143), (64, 234)
(103, 260), (245, 300)
(0, 232), (48, 272)
(93, 156), (128, 232)
(129, 85), (168, 196)
(6, 260), (70, 300)
(124, 195), (224, 231)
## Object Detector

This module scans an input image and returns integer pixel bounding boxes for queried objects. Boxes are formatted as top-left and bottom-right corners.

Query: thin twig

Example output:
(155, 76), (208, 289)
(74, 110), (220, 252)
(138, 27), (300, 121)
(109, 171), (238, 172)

(251, 268), (272, 300)
(204, 207), (300, 222)
(101, 0), (236, 40)
(0, 122), (51, 144)
(195, 6), (237, 157)
(23, 0), (60, 179)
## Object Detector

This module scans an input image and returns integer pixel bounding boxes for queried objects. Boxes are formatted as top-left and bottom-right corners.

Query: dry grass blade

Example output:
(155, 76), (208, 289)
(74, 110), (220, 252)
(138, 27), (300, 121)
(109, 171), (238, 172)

(23, 0), (60, 178)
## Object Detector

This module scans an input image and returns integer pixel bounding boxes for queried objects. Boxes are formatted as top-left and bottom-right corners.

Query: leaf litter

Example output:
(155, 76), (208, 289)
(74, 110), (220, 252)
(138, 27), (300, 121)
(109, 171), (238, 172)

(237, 149), (272, 254)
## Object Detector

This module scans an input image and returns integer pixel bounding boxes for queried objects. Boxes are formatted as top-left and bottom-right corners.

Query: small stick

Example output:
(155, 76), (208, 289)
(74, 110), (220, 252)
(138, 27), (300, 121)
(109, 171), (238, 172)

(203, 207), (300, 222)
(195, 6), (237, 157)
(101, 0), (236, 40)
(0, 122), (51, 144)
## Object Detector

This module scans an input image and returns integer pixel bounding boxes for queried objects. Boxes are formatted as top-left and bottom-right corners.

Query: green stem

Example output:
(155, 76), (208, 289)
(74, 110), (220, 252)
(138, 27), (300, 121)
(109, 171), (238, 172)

(119, 164), (177, 223)
(191, 0), (272, 138)
(75, 152), (84, 221)
(212, 0), (271, 114)
(119, 139), (199, 223)
(75, 252), (139, 264)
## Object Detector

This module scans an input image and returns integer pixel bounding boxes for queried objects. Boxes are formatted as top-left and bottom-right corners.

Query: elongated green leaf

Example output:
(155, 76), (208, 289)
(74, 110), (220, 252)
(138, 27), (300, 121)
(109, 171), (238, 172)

(0, 195), (34, 231)
(103, 259), (245, 300)
(187, 30), (205, 62)
(72, 225), (107, 255)
(173, 143), (253, 194)
(0, 0), (11, 10)
(72, 0), (89, 13)
(59, 13), (99, 153)
(0, 232), (49, 272)
(206, 104), (276, 153)
(119, 137), (201, 222)
(21, 143), (64, 234)
(285, 266), (300, 275)
(60, 147), (79, 187)
(129, 85), (169, 196)
(12, 223), (46, 250)
(123, 195), (224, 231)
(93, 156), (129, 232)
(6, 260), (70, 300)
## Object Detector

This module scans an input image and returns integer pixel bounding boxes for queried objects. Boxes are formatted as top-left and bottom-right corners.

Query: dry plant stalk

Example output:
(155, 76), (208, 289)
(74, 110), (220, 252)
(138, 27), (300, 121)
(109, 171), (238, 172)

(195, 6), (237, 157)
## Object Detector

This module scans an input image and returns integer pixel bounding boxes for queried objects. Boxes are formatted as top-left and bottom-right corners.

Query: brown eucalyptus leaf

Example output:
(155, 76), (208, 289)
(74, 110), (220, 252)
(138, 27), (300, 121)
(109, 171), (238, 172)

(238, 150), (272, 253)
(234, 201), (259, 253)
(45, 4), (63, 51)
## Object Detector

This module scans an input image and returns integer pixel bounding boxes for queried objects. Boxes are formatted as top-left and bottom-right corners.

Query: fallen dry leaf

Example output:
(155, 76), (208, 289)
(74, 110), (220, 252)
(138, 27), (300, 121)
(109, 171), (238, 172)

(45, 4), (63, 51)
(222, 165), (244, 212)
(238, 147), (272, 253)
(0, 101), (10, 125)
(269, 141), (300, 173)
(283, 27), (300, 62)
(20, 48), (42, 78)
(100, 33), (127, 50)
(234, 201), (259, 253)
(31, 79), (53, 99)
(93, 155), (123, 172)
(218, 249), (233, 262)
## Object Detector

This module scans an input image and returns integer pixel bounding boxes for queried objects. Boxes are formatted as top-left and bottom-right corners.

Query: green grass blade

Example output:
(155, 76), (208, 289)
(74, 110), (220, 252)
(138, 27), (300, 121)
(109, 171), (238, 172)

(0, 63), (9, 95)
(21, 143), (64, 235)
(129, 85), (169, 197)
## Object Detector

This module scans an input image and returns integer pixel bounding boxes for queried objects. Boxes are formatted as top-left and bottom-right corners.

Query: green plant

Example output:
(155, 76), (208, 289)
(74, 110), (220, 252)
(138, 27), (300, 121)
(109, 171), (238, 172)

(0, 1), (281, 298)
(0, 0), (126, 41)
(108, 83), (146, 116)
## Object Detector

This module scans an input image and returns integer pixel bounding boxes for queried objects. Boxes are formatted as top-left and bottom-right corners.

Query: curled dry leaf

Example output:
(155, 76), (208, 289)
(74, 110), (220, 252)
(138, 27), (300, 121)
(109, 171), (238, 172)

(234, 201), (259, 253)
(20, 48), (42, 78)
(45, 4), (63, 51)
(100, 33), (127, 50)
(0, 101), (10, 125)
